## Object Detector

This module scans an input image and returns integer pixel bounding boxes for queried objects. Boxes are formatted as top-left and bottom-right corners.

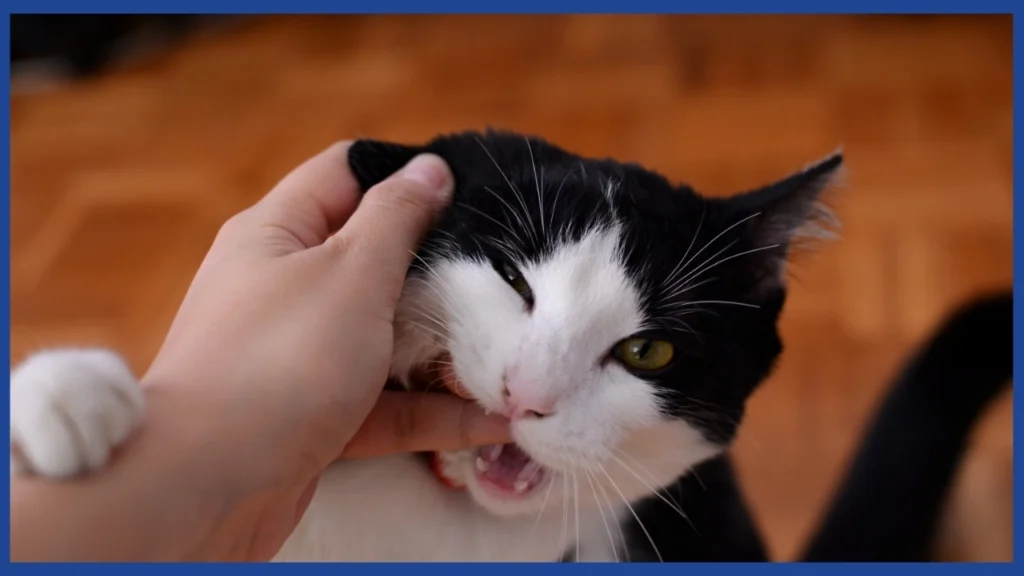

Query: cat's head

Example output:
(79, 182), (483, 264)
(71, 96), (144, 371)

(348, 130), (842, 518)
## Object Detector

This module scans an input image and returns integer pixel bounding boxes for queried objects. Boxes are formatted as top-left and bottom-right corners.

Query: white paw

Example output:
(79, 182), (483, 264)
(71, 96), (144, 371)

(10, 348), (145, 478)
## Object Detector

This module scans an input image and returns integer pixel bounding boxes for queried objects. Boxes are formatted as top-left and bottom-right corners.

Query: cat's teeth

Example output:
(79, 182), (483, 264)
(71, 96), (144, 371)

(482, 444), (504, 462)
(476, 457), (489, 472)
(513, 480), (529, 493)
(516, 461), (542, 483)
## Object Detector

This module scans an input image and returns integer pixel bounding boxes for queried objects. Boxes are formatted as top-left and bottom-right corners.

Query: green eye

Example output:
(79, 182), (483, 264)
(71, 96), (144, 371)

(614, 337), (675, 371)
(497, 261), (534, 305)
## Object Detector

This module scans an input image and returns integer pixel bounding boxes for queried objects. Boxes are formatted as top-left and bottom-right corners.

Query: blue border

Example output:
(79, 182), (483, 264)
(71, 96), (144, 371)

(0, 3), (1015, 14)
(2, 5), (1019, 571)
(1012, 7), (1021, 566)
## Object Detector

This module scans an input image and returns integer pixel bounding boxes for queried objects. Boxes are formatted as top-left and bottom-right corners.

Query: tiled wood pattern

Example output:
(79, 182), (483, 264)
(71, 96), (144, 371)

(9, 15), (1013, 561)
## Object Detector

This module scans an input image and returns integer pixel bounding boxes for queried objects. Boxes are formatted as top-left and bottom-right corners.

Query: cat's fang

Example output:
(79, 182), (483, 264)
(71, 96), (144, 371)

(481, 444), (505, 462)
(516, 461), (542, 483)
(513, 480), (529, 493)
(476, 457), (489, 472)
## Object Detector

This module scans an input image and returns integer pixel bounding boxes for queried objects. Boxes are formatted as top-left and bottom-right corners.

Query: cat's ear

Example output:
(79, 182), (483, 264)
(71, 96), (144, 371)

(347, 139), (430, 193)
(726, 151), (845, 293)
(732, 150), (844, 251)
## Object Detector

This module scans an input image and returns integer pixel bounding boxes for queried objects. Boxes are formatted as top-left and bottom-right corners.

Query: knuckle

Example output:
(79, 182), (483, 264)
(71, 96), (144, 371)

(323, 229), (354, 260)
(368, 180), (435, 219)
(218, 211), (250, 238)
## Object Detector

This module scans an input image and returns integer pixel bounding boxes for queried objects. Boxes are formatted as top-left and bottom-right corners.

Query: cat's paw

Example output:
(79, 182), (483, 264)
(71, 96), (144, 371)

(10, 348), (145, 478)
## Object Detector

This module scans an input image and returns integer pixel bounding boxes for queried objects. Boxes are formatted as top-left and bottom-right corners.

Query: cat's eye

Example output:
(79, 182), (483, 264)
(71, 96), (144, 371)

(613, 337), (675, 372)
(495, 260), (534, 306)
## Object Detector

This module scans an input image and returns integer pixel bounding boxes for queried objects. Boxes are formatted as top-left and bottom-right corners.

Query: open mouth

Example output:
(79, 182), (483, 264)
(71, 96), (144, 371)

(412, 354), (549, 499)
(473, 443), (547, 498)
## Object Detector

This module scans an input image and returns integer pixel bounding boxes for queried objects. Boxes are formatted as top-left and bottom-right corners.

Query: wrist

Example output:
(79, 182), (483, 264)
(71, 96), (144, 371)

(9, 382), (233, 561)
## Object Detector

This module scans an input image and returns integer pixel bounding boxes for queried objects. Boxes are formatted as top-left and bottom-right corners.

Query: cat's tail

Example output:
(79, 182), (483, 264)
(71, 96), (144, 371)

(798, 290), (1012, 561)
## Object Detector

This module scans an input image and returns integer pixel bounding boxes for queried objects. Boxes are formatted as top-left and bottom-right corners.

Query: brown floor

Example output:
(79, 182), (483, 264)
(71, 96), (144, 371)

(9, 14), (1013, 561)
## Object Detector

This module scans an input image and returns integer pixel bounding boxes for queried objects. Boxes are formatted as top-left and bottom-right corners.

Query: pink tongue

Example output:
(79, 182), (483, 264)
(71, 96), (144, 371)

(478, 444), (537, 489)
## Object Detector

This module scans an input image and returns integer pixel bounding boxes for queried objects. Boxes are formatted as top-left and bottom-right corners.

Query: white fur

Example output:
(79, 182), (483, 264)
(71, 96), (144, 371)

(10, 226), (721, 562)
(10, 349), (144, 478)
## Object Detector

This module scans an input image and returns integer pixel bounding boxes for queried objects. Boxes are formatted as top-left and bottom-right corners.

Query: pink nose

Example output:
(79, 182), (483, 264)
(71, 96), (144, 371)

(502, 375), (556, 420)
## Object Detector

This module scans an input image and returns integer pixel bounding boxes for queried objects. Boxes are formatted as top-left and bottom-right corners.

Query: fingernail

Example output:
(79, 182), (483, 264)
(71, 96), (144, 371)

(401, 154), (452, 195)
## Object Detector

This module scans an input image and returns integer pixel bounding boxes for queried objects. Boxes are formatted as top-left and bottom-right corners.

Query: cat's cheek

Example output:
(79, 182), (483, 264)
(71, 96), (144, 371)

(614, 420), (724, 498)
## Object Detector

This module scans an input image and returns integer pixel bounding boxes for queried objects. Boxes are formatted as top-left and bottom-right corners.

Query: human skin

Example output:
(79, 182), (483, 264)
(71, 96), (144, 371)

(10, 142), (511, 562)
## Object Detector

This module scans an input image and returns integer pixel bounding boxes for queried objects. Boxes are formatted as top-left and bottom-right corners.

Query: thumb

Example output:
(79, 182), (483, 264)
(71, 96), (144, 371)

(329, 153), (453, 301)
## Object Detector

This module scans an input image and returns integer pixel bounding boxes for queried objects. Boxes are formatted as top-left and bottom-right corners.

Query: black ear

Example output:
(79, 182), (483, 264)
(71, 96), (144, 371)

(723, 151), (845, 295)
(732, 151), (844, 252)
(348, 139), (429, 193)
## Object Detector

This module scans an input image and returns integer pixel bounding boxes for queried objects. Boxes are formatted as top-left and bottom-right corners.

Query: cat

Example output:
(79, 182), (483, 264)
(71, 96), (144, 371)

(11, 129), (845, 561)
(622, 289), (1013, 562)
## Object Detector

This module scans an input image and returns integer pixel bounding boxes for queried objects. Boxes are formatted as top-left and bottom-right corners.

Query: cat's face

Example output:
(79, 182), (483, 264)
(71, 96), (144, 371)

(349, 131), (842, 518)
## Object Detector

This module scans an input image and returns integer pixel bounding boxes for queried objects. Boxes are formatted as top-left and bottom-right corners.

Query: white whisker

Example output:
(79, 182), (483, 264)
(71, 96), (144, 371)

(582, 467), (619, 562)
(475, 137), (537, 244)
(670, 211), (763, 285)
(548, 170), (572, 243)
(610, 453), (697, 534)
(662, 299), (761, 311)
(525, 137), (546, 239)
(675, 243), (782, 291)
(597, 463), (662, 562)
(529, 474), (557, 539)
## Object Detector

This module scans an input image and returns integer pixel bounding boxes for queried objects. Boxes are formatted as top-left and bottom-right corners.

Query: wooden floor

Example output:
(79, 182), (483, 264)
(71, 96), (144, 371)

(9, 15), (1013, 561)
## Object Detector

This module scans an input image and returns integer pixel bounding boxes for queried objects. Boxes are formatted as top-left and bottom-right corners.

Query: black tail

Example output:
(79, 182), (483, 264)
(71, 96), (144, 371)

(799, 290), (1013, 561)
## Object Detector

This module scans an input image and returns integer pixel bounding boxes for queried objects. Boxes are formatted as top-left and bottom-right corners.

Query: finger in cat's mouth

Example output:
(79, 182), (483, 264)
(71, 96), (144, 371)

(472, 442), (548, 498)
(412, 353), (549, 498)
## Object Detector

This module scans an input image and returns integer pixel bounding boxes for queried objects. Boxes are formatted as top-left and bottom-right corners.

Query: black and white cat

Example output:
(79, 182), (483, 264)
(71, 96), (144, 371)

(11, 130), (844, 561)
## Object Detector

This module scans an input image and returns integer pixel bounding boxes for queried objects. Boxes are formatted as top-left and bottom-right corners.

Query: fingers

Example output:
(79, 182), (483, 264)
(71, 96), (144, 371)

(255, 141), (362, 248)
(340, 391), (511, 460)
(328, 154), (454, 306)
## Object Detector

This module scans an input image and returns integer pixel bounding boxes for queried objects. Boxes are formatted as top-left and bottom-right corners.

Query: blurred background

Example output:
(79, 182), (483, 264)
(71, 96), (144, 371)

(9, 14), (1013, 561)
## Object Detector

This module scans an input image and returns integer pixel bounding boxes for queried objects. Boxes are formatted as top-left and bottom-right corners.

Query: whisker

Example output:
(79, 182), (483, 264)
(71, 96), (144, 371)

(662, 299), (761, 311)
(689, 467), (707, 491)
(406, 302), (450, 330)
(454, 201), (519, 240)
(675, 243), (782, 292)
(529, 474), (557, 539)
(406, 253), (460, 307)
(474, 137), (536, 244)
(548, 170), (572, 243)
(671, 211), (763, 284)
(525, 137), (546, 239)
(403, 320), (449, 345)
(559, 472), (570, 561)
(481, 185), (530, 242)
(596, 463), (662, 562)
(661, 275), (718, 302)
(664, 238), (738, 296)
(582, 467), (619, 562)
(573, 464), (580, 562)
(610, 454), (697, 534)
(662, 204), (706, 288)
(613, 448), (688, 516)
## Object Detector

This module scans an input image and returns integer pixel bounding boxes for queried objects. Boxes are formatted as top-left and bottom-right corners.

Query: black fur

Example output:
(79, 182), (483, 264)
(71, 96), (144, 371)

(798, 290), (1012, 561)
(621, 290), (1012, 562)
(349, 129), (842, 447)
(346, 130), (1008, 562)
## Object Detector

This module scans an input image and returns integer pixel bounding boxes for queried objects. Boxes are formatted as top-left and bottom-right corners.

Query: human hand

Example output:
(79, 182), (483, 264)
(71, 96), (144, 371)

(140, 141), (510, 560)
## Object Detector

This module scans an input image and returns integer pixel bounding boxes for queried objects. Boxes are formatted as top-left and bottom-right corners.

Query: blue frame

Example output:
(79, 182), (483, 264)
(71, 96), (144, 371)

(1, 3), (1018, 570)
